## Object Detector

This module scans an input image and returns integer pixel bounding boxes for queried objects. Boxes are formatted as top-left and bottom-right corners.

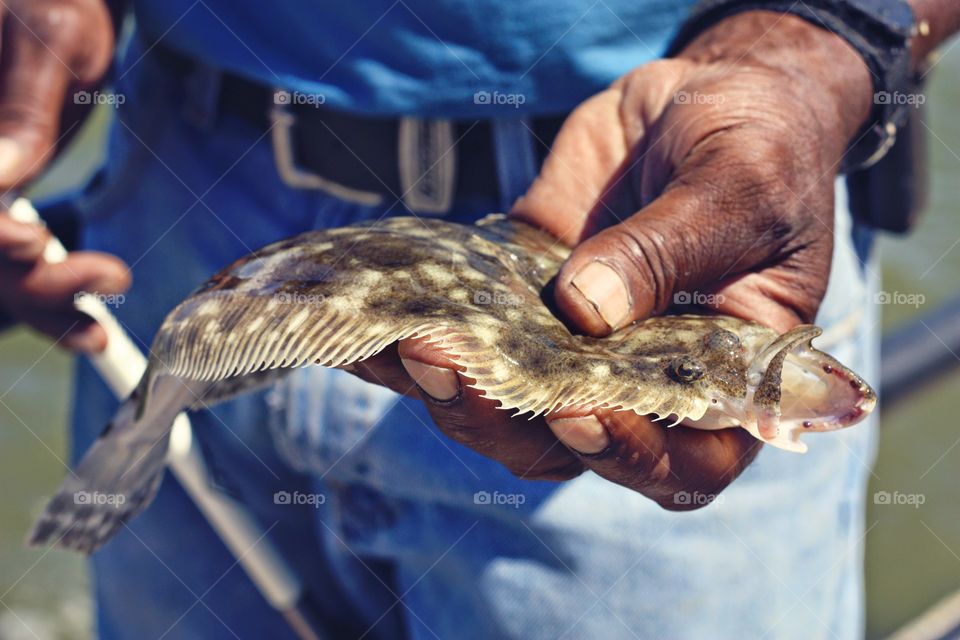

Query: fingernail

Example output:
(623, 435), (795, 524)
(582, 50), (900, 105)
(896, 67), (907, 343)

(400, 358), (460, 402)
(0, 137), (24, 181)
(570, 261), (631, 330)
(547, 415), (610, 455)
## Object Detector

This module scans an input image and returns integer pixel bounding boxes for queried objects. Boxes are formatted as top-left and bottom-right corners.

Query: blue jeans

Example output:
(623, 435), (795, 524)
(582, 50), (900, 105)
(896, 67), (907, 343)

(70, 41), (880, 640)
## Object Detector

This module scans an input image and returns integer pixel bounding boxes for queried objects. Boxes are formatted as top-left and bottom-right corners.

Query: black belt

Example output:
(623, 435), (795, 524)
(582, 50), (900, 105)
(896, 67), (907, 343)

(163, 47), (566, 209)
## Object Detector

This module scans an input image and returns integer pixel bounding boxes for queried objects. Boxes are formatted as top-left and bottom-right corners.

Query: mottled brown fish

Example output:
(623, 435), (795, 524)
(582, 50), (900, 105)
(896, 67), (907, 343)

(30, 214), (875, 553)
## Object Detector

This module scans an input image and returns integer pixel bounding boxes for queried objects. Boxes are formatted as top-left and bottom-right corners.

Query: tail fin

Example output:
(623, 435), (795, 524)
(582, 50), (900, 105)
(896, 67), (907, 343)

(28, 375), (194, 554)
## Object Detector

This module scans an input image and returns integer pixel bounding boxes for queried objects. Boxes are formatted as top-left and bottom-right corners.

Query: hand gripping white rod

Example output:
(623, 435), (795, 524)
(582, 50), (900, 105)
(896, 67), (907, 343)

(7, 197), (325, 640)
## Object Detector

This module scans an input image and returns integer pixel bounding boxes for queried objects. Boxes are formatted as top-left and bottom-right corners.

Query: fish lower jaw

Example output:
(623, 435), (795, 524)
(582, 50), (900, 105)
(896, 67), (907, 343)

(679, 402), (810, 453)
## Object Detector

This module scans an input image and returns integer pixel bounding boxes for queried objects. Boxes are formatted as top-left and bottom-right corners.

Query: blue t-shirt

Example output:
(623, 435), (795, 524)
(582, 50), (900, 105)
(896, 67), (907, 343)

(134, 1), (696, 117)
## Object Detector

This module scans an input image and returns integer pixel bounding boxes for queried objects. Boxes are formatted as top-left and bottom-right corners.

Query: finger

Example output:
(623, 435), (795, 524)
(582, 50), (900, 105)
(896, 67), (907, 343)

(551, 131), (824, 336)
(509, 60), (689, 245)
(344, 343), (422, 399)
(547, 410), (761, 507)
(708, 270), (815, 334)
(0, 213), (49, 261)
(398, 338), (583, 480)
(15, 303), (106, 352)
(509, 86), (632, 245)
(0, 3), (110, 187)
(397, 338), (462, 402)
(6, 251), (130, 307)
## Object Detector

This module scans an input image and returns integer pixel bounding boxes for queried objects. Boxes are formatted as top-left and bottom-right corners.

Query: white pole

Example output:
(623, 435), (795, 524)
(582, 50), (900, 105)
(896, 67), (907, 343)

(7, 197), (325, 640)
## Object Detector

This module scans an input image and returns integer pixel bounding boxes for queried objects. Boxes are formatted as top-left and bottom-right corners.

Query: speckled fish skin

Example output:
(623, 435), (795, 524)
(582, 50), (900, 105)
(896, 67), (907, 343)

(152, 216), (747, 422)
(29, 214), (876, 554)
(150, 214), (874, 445)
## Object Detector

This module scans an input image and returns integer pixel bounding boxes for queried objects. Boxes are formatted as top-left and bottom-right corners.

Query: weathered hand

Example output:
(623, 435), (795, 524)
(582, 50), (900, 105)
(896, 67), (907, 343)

(354, 12), (874, 507)
(0, 0), (129, 352)
(514, 11), (871, 335)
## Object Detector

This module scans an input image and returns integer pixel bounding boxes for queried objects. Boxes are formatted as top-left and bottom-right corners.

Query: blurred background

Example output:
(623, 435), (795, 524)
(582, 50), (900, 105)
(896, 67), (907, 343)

(0, 43), (957, 640)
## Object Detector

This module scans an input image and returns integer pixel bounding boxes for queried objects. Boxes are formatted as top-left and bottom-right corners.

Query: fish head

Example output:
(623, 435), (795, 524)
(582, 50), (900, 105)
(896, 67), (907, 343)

(659, 320), (876, 453)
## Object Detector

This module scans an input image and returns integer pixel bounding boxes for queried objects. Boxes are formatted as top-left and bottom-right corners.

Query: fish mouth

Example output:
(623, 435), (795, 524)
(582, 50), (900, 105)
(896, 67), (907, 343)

(745, 325), (876, 452)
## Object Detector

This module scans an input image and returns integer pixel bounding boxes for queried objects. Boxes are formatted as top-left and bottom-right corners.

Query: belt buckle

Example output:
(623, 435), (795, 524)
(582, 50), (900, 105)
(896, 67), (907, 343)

(269, 90), (384, 206)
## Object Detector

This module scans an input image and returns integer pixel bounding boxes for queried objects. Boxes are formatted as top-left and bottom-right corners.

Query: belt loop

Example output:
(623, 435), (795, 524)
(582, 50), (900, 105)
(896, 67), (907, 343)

(269, 91), (385, 206)
(398, 118), (456, 215)
(181, 62), (222, 130)
(491, 118), (538, 212)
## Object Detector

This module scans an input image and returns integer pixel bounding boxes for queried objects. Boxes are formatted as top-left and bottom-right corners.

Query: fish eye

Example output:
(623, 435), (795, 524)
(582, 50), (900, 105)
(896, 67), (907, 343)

(670, 356), (704, 383)
(705, 329), (740, 351)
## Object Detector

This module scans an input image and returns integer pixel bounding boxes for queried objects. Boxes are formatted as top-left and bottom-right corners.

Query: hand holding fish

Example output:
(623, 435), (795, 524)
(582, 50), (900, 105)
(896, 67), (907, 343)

(363, 13), (876, 504)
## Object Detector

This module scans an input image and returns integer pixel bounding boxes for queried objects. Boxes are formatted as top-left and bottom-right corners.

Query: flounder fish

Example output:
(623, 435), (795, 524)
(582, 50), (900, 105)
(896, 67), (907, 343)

(30, 214), (875, 553)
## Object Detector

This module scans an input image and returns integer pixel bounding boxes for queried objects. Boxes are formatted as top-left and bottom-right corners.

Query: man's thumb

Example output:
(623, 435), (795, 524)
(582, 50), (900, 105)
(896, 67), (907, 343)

(552, 186), (776, 337)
